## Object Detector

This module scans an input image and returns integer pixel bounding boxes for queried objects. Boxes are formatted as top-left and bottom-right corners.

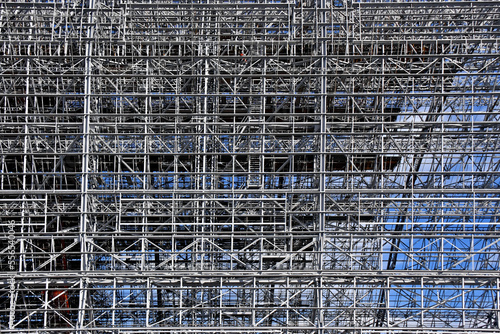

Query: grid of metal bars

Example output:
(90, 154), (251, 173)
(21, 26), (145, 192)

(0, 0), (500, 333)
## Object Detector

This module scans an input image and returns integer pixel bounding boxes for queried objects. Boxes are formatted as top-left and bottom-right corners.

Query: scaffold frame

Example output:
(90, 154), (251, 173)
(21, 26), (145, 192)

(0, 0), (499, 333)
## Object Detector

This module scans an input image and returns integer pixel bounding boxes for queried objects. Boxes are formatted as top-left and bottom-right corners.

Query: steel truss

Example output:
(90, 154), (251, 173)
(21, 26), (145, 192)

(0, 0), (499, 333)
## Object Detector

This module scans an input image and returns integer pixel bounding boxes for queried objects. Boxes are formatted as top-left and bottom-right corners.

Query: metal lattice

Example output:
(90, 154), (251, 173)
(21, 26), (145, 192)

(1, 0), (500, 333)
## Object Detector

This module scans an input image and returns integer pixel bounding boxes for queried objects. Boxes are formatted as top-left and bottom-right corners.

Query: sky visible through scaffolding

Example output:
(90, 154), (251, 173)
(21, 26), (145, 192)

(0, 0), (499, 333)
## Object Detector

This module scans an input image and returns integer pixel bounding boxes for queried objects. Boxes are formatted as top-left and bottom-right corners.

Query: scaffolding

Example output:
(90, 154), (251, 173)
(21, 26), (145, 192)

(0, 0), (499, 333)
